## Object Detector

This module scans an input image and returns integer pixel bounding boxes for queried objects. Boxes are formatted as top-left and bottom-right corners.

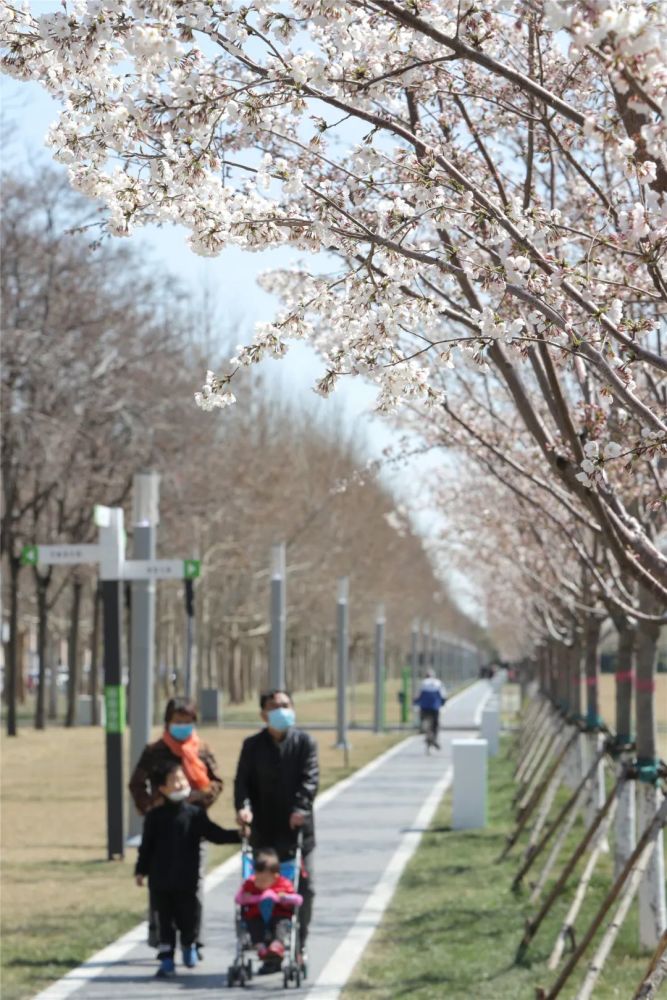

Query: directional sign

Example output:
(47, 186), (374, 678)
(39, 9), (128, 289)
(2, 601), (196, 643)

(184, 559), (201, 580)
(21, 544), (101, 567)
(21, 544), (199, 579)
(122, 559), (200, 581)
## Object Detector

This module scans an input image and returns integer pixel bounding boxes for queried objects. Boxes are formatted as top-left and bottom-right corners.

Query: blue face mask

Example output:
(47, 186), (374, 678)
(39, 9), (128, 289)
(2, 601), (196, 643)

(267, 707), (295, 732)
(169, 722), (194, 742)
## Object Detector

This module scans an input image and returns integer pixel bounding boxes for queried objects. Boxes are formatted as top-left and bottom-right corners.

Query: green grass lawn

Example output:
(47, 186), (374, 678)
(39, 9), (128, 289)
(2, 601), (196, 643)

(344, 742), (654, 1000)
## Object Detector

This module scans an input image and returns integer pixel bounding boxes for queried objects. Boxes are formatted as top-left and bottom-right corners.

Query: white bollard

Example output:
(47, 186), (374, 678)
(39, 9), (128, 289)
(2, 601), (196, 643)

(76, 694), (105, 726)
(491, 670), (504, 694)
(481, 701), (500, 757)
(452, 738), (488, 829)
(200, 688), (222, 724)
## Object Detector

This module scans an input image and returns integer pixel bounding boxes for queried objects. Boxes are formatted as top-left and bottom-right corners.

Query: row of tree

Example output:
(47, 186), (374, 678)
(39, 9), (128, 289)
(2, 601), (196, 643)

(1, 169), (479, 735)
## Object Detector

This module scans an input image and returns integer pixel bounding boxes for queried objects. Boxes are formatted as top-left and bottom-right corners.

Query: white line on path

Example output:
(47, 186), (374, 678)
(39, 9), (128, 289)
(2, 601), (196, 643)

(306, 766), (454, 1000)
(32, 683), (484, 1000)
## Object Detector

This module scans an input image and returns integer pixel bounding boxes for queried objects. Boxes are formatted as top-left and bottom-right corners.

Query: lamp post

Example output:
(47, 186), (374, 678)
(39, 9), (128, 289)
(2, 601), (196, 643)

(128, 471), (159, 839)
(374, 603), (386, 733)
(269, 543), (286, 690)
(336, 577), (349, 750)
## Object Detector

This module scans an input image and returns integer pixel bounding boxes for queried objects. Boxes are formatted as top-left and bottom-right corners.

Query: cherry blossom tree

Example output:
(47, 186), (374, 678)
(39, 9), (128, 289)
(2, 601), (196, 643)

(2, 0), (665, 604)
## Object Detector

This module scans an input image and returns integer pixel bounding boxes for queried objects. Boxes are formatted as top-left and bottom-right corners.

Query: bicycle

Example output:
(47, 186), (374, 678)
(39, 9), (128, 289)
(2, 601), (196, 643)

(421, 710), (440, 754)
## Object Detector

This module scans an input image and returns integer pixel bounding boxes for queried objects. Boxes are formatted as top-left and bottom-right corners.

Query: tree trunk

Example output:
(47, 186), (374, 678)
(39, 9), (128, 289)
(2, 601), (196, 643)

(583, 616), (606, 836)
(615, 617), (636, 876)
(34, 570), (51, 730)
(48, 631), (58, 720)
(65, 577), (82, 727)
(90, 581), (102, 725)
(16, 626), (26, 705)
(566, 637), (583, 791)
(5, 554), (21, 736)
(584, 614), (601, 727)
(635, 584), (667, 950)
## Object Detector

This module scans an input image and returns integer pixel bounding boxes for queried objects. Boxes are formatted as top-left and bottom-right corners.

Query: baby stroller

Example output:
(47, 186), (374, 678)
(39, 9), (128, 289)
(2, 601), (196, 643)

(227, 831), (306, 989)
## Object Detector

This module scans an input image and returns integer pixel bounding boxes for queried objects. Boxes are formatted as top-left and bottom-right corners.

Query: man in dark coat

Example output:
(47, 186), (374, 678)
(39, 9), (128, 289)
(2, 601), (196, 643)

(234, 689), (318, 971)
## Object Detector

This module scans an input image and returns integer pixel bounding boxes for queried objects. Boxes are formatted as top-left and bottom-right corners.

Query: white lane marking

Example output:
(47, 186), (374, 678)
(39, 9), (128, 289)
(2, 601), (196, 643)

(32, 682), (486, 999)
(29, 923), (151, 1000)
(474, 682), (493, 725)
(306, 766), (454, 1000)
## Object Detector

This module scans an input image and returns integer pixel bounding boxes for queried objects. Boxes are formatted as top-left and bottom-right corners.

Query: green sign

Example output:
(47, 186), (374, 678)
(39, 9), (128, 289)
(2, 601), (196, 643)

(184, 559), (201, 580)
(21, 545), (39, 567)
(105, 685), (126, 734)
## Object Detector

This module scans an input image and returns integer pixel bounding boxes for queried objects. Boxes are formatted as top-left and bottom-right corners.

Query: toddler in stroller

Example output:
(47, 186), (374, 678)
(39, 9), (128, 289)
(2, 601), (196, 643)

(228, 841), (305, 989)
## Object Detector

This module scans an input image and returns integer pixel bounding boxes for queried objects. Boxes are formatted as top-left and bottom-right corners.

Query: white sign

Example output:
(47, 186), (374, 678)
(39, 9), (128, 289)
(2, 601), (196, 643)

(122, 559), (185, 581)
(23, 544), (102, 567)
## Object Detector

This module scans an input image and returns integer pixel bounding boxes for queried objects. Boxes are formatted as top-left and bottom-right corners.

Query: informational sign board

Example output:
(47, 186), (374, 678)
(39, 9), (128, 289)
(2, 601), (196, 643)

(21, 546), (199, 581)
(21, 544), (101, 567)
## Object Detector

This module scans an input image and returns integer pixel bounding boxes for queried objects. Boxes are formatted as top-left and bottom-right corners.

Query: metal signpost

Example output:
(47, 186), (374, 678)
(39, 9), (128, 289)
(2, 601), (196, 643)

(21, 503), (200, 860)
(335, 577), (349, 751)
(270, 542), (286, 690)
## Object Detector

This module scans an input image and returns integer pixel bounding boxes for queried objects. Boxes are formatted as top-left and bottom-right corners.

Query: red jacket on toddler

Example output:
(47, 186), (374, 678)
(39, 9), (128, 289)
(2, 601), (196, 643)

(235, 873), (303, 920)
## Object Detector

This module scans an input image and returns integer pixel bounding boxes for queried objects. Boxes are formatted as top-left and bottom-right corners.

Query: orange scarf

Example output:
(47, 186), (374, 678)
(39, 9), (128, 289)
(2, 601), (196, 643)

(162, 729), (211, 790)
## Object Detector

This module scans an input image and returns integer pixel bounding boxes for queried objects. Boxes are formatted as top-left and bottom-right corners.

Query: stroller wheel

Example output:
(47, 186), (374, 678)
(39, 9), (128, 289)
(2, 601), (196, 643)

(295, 967), (302, 988)
(244, 958), (253, 979)
(227, 965), (236, 987)
(283, 971), (289, 989)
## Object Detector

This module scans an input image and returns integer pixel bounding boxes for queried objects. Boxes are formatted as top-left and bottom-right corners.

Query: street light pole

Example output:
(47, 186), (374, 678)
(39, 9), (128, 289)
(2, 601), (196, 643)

(374, 603), (386, 733)
(99, 506), (126, 860)
(336, 577), (349, 750)
(128, 471), (159, 841)
(410, 618), (419, 700)
(270, 543), (286, 690)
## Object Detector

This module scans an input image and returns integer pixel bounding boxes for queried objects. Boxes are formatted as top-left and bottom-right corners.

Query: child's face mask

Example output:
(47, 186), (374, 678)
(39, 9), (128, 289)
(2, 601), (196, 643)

(169, 722), (194, 741)
(267, 707), (295, 732)
(166, 784), (191, 803)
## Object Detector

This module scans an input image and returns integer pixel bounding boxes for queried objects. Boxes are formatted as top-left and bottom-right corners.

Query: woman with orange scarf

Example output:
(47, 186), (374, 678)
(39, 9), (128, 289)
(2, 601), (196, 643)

(129, 696), (224, 954)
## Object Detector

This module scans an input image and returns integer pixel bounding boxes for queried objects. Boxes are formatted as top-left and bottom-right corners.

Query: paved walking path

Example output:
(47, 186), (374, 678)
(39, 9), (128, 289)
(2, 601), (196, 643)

(36, 681), (492, 1000)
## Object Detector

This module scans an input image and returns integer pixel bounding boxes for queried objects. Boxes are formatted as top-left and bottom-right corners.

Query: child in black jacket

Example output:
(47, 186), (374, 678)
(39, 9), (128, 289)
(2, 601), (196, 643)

(135, 760), (240, 978)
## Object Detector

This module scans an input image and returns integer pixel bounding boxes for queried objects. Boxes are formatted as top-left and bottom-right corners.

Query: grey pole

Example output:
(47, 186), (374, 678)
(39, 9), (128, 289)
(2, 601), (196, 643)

(99, 507), (126, 860)
(184, 581), (194, 700)
(128, 471), (159, 840)
(270, 543), (286, 690)
(422, 621), (431, 675)
(438, 632), (446, 679)
(410, 618), (419, 700)
(374, 603), (385, 733)
(335, 577), (349, 749)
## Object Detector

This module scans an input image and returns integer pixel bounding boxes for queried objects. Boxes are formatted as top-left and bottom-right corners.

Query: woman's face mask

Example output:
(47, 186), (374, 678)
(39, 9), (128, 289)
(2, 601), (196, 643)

(267, 707), (295, 732)
(169, 722), (194, 741)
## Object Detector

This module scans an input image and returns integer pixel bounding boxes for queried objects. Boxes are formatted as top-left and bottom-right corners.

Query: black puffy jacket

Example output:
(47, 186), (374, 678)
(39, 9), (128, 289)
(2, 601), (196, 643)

(135, 801), (240, 892)
(234, 727), (319, 858)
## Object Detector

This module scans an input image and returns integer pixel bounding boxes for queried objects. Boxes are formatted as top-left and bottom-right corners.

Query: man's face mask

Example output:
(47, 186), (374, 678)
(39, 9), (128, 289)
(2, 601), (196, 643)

(267, 707), (295, 732)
